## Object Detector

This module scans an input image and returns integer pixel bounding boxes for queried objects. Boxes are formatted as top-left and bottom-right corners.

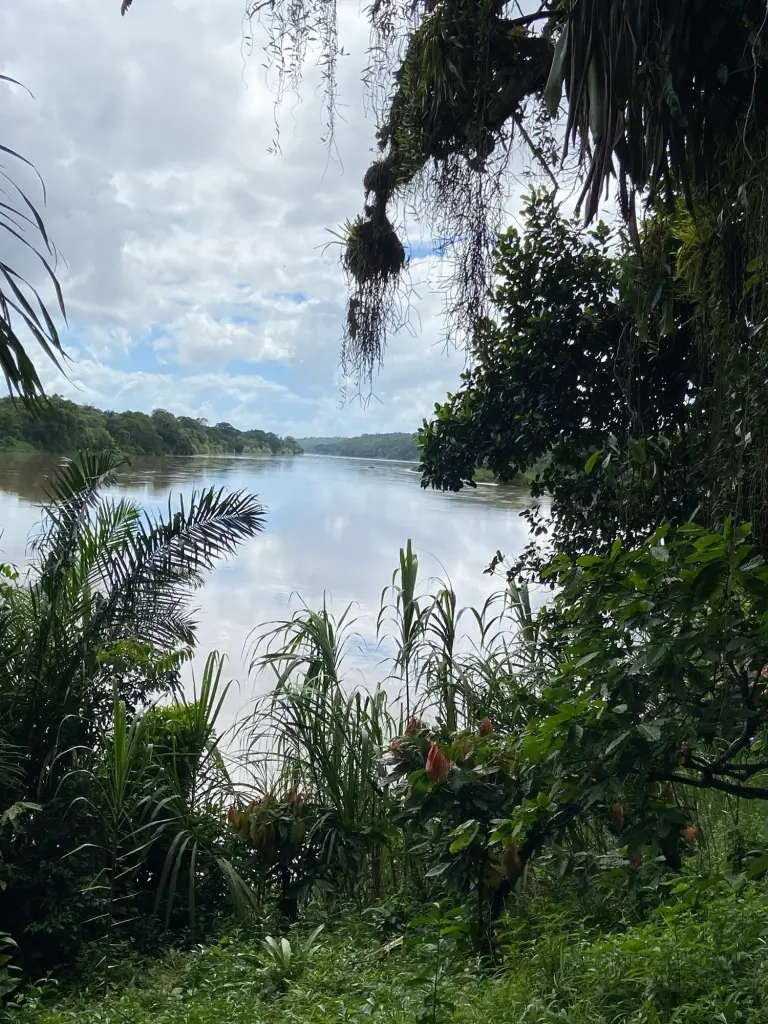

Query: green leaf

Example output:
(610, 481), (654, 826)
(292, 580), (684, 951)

(605, 730), (631, 755)
(741, 555), (765, 572)
(424, 862), (451, 878)
(638, 722), (661, 742)
(448, 819), (479, 853)
(585, 450), (602, 474)
(574, 651), (601, 668)
(746, 853), (768, 879)
(628, 439), (646, 465)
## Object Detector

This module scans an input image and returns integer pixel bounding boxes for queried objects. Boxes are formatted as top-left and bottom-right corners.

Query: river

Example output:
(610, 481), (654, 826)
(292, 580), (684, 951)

(0, 453), (547, 726)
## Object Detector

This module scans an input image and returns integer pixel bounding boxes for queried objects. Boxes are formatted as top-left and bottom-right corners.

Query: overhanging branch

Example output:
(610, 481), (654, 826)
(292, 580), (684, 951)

(649, 771), (768, 801)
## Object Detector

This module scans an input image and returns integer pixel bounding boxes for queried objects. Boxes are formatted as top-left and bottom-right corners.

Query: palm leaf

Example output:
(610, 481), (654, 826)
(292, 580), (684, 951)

(0, 82), (67, 398)
(86, 486), (266, 651)
(34, 450), (126, 581)
(3, 453), (266, 798)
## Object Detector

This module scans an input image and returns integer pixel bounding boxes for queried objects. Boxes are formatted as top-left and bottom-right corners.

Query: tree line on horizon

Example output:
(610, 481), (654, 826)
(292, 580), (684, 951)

(297, 432), (418, 460)
(0, 396), (302, 457)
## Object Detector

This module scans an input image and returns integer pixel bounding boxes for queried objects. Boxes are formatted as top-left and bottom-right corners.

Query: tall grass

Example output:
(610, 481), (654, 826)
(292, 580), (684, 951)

(378, 539), (427, 720)
(70, 652), (257, 976)
(240, 603), (393, 900)
(375, 540), (546, 730)
(242, 540), (549, 776)
(228, 542), (557, 913)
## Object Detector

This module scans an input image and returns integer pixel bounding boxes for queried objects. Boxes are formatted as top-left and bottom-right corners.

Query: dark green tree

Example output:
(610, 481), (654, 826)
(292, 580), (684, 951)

(419, 191), (702, 566)
(0, 395), (303, 456)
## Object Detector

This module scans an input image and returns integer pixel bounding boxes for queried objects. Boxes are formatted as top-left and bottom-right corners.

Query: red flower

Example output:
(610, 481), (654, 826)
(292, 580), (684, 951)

(477, 716), (494, 737)
(405, 717), (423, 735)
(425, 740), (451, 783)
(627, 857), (643, 872)
(390, 738), (404, 759)
(682, 825), (699, 844)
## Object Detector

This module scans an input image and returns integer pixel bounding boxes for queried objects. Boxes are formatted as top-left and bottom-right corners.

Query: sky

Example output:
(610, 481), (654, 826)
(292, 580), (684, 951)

(1, 0), (533, 437)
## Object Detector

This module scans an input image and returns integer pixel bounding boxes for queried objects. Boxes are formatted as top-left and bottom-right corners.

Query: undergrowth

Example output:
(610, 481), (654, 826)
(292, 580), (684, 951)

(19, 882), (768, 1024)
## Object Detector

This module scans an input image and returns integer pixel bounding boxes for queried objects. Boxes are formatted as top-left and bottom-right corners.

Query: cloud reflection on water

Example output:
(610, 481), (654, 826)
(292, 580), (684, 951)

(0, 454), (550, 730)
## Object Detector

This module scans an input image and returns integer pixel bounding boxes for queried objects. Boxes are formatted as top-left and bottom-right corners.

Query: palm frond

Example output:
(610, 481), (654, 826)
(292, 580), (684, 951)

(545, 0), (759, 222)
(34, 450), (126, 577)
(0, 84), (67, 398)
(85, 486), (266, 651)
(0, 736), (25, 800)
(3, 458), (266, 798)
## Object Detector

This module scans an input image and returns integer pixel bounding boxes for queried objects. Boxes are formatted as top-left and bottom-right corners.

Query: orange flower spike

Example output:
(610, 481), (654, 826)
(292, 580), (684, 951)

(501, 843), (524, 887)
(477, 716), (494, 737)
(425, 740), (452, 783)
(405, 717), (423, 735)
(610, 802), (625, 832)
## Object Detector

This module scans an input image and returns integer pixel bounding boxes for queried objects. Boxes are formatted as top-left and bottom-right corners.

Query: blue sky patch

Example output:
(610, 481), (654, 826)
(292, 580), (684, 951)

(267, 291), (309, 304)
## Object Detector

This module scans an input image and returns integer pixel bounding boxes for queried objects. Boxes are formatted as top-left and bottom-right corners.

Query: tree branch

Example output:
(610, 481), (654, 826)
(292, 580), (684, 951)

(649, 771), (768, 801)
(507, 10), (562, 29)
(512, 112), (559, 190)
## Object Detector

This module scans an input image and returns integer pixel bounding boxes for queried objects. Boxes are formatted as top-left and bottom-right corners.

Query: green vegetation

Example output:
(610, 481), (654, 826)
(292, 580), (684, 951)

(5, 1), (768, 1018)
(296, 433), (417, 461)
(2, 412), (742, 1019)
(0, 452), (265, 982)
(23, 885), (768, 1024)
(5, 509), (768, 1022)
(0, 396), (302, 456)
(418, 190), (699, 571)
(0, 78), (66, 400)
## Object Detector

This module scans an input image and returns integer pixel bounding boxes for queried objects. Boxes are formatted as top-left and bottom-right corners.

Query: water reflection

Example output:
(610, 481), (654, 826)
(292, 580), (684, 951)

(0, 454), (549, 728)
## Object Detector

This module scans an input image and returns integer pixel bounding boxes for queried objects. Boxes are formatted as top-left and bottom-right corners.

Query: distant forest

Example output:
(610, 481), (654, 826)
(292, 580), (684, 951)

(296, 432), (418, 460)
(0, 396), (302, 457)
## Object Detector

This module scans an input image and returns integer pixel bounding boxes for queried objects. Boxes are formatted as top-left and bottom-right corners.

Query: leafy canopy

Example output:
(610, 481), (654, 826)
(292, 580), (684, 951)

(419, 191), (699, 566)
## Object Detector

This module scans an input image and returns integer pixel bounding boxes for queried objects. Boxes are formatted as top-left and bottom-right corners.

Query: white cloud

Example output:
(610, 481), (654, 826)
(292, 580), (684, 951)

(156, 309), (295, 366)
(42, 359), (304, 422)
(0, 0), (506, 433)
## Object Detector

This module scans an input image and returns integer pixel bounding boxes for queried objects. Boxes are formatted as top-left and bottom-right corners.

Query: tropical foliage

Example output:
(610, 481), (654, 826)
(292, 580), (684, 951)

(0, 78), (66, 400)
(0, 396), (302, 456)
(7, 520), (768, 1023)
(419, 190), (703, 569)
(24, 886), (768, 1024)
(0, 451), (265, 972)
(296, 433), (417, 461)
(8, 1), (768, 1017)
